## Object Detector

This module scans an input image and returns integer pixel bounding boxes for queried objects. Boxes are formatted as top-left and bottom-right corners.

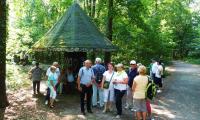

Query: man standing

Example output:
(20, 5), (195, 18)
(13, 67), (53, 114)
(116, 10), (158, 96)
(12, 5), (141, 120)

(29, 62), (43, 95)
(125, 60), (138, 110)
(77, 60), (94, 115)
(155, 61), (164, 93)
(92, 58), (106, 108)
(151, 59), (158, 81)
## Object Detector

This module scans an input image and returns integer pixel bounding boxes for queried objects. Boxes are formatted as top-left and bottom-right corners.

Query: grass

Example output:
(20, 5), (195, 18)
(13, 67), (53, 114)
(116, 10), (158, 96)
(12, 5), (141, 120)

(184, 58), (200, 65)
(6, 63), (31, 91)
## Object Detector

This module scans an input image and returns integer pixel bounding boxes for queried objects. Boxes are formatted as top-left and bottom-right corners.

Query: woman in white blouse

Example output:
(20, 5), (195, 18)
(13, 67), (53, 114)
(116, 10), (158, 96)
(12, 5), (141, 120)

(101, 63), (116, 113)
(113, 63), (128, 119)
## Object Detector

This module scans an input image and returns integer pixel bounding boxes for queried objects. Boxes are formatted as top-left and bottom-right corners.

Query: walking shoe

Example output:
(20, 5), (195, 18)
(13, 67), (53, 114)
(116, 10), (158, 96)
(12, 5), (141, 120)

(45, 100), (48, 105)
(124, 104), (129, 109)
(103, 109), (106, 113)
(81, 112), (86, 115)
(115, 115), (121, 119)
(131, 108), (136, 112)
(157, 89), (162, 93)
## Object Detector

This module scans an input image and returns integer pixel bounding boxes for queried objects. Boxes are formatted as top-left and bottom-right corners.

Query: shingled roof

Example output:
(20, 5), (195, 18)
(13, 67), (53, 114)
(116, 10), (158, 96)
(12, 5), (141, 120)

(32, 3), (117, 52)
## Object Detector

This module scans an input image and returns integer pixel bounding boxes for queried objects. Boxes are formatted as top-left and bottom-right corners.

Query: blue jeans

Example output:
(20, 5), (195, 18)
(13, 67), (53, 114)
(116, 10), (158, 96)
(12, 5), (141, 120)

(92, 84), (104, 107)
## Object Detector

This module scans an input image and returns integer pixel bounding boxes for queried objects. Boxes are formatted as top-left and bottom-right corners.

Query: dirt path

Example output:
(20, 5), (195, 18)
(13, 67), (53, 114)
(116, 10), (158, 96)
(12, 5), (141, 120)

(152, 61), (200, 120)
(4, 61), (200, 120)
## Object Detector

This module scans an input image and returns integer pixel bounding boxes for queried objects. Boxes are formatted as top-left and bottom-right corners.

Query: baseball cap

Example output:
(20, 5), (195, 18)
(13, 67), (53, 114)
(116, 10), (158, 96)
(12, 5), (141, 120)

(130, 60), (136, 65)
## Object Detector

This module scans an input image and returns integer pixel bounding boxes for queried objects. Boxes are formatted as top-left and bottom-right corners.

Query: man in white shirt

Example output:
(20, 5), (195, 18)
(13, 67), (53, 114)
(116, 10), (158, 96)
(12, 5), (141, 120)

(151, 60), (158, 80)
(155, 61), (163, 93)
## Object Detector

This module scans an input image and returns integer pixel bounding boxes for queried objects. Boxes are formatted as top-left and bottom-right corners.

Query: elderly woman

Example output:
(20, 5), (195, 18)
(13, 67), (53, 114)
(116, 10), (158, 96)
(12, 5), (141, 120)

(132, 65), (148, 120)
(47, 66), (57, 108)
(101, 63), (116, 113)
(113, 63), (128, 119)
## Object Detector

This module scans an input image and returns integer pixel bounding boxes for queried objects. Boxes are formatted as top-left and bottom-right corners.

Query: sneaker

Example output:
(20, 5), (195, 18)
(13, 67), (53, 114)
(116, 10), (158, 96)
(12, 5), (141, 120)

(157, 89), (162, 93)
(81, 112), (86, 115)
(131, 108), (135, 112)
(115, 115), (121, 119)
(124, 104), (129, 109)
(45, 100), (48, 105)
(102, 109), (106, 113)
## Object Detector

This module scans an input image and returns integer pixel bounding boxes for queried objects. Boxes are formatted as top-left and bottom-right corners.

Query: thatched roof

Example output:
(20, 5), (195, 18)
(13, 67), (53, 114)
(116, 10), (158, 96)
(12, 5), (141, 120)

(32, 3), (117, 52)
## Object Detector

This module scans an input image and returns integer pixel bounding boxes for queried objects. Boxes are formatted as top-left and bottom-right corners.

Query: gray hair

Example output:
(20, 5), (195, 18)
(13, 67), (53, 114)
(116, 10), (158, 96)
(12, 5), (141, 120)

(53, 62), (58, 66)
(95, 58), (102, 63)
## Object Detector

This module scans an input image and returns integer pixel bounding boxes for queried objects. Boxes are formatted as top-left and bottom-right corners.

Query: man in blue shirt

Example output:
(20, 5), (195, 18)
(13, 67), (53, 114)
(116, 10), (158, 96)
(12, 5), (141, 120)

(77, 60), (94, 115)
(92, 58), (106, 108)
(125, 60), (138, 110)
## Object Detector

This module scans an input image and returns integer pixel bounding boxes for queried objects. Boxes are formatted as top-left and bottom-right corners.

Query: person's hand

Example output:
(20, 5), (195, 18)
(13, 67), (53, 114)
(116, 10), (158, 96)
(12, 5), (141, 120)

(78, 86), (82, 92)
(86, 83), (92, 87)
(98, 84), (102, 88)
(113, 79), (117, 84)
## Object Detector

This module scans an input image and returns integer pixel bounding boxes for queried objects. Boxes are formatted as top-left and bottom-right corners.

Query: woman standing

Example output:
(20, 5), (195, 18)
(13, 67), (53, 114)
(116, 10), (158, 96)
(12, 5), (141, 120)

(113, 63), (128, 119)
(132, 65), (148, 120)
(101, 63), (116, 113)
(47, 66), (57, 108)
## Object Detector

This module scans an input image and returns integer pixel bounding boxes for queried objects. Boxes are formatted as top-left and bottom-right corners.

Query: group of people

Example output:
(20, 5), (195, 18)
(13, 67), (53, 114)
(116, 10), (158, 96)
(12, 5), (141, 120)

(29, 58), (164, 120)
(77, 58), (164, 120)
(29, 62), (76, 107)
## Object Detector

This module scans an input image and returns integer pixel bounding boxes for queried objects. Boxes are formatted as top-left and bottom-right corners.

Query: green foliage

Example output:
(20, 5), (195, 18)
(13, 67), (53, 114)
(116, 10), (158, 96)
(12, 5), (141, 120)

(7, 0), (200, 65)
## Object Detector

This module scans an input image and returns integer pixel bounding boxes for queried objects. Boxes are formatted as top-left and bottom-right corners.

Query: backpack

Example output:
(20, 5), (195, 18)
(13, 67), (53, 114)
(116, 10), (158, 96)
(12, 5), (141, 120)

(95, 65), (105, 84)
(146, 76), (157, 100)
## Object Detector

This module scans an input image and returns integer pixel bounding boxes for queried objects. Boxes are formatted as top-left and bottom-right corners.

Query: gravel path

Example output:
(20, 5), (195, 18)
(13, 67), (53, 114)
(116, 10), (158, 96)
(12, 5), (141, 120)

(152, 61), (200, 120)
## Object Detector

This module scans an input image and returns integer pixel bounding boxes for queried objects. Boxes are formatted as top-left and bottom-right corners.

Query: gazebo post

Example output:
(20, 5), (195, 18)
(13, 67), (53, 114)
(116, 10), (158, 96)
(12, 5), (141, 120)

(104, 52), (111, 65)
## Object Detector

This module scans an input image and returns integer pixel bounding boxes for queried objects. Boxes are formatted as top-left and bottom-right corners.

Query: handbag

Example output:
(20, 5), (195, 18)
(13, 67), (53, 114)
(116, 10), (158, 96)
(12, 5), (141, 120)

(103, 72), (114, 89)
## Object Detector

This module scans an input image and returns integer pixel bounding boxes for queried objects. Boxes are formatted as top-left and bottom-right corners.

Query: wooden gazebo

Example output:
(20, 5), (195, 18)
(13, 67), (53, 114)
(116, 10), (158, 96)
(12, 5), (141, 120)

(32, 3), (117, 72)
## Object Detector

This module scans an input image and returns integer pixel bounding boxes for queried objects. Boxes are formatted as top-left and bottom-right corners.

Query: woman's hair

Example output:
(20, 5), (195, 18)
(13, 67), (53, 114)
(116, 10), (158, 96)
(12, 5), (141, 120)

(107, 62), (114, 67)
(138, 65), (147, 75)
(50, 66), (57, 72)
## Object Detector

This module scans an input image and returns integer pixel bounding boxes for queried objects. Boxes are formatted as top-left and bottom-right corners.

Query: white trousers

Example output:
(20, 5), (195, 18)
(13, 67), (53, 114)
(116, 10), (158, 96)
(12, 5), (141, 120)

(104, 88), (115, 102)
(49, 86), (57, 99)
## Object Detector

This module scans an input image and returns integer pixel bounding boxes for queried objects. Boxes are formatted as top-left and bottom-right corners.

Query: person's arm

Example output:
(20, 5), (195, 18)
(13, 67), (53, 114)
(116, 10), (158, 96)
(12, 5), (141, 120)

(91, 68), (98, 86)
(86, 69), (95, 87)
(77, 68), (82, 91)
(132, 81), (136, 92)
(117, 73), (128, 84)
(117, 77), (128, 84)
(28, 68), (33, 75)
(77, 75), (82, 91)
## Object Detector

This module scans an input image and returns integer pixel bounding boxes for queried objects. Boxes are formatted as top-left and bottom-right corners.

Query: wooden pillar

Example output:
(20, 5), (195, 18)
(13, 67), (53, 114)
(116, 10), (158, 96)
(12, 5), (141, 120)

(104, 0), (113, 64)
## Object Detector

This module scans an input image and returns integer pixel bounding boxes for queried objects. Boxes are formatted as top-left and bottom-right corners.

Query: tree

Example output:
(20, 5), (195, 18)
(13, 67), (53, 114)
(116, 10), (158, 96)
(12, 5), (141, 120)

(105, 0), (113, 64)
(0, 0), (9, 119)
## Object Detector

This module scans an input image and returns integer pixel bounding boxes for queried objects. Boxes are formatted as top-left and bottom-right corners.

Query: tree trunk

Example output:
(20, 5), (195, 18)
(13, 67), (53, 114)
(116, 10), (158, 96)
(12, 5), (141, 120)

(92, 0), (96, 18)
(104, 0), (113, 64)
(89, 0), (92, 16)
(0, 0), (9, 119)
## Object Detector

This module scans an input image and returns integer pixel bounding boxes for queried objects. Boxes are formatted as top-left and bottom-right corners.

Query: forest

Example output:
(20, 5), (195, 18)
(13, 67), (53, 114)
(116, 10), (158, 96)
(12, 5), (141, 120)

(6, 0), (200, 64)
(0, 0), (200, 119)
